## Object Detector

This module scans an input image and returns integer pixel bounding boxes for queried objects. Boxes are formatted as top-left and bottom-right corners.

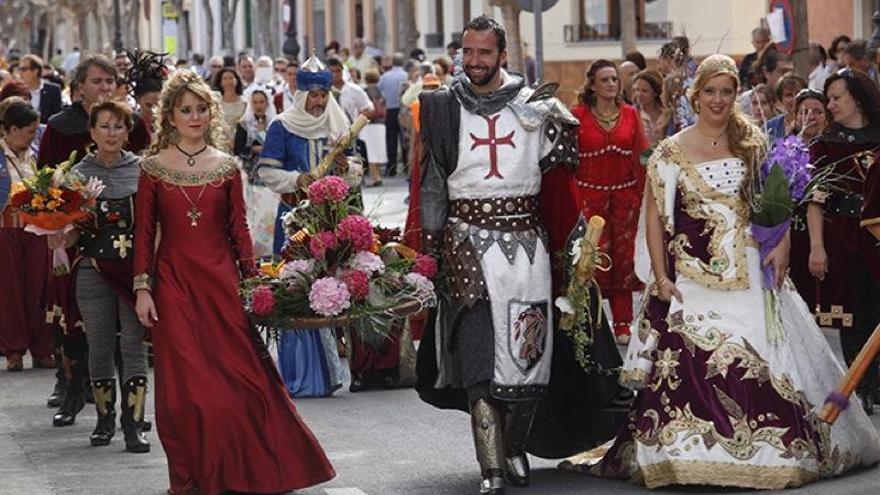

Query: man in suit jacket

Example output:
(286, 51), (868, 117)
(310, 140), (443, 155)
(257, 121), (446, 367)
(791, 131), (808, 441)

(18, 54), (63, 123)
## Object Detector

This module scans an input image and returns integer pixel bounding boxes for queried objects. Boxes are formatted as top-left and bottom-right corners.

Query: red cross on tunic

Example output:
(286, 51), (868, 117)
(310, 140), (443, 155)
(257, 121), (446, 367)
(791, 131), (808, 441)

(469, 114), (516, 180)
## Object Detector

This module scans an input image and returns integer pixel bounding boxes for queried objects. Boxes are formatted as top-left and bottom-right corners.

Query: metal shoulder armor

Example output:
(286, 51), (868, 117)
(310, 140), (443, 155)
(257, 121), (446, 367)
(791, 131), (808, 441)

(507, 82), (579, 132)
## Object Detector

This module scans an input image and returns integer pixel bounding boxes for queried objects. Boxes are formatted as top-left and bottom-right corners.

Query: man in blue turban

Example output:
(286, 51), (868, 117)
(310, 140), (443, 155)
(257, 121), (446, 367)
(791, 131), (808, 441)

(256, 54), (356, 398)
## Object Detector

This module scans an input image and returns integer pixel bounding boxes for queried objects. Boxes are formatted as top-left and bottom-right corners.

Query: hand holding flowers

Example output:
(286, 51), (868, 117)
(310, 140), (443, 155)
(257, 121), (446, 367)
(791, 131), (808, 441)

(8, 151), (104, 274)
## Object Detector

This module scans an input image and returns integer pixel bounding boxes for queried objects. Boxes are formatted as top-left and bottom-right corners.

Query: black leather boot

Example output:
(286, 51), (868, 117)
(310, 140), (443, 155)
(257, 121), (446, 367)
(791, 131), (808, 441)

(471, 399), (505, 495)
(46, 351), (68, 408)
(53, 358), (86, 427)
(503, 401), (538, 487)
(120, 376), (150, 453)
(89, 379), (116, 446)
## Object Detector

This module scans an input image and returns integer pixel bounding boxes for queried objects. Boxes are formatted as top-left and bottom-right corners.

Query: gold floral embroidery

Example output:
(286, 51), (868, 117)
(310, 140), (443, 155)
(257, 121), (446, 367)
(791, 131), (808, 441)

(141, 156), (238, 186)
(650, 348), (682, 392)
(651, 139), (751, 290)
(618, 368), (649, 388)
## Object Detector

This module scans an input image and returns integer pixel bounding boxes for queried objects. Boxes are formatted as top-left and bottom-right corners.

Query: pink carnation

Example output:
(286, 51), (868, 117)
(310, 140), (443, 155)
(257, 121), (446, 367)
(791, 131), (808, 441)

(309, 277), (352, 316)
(337, 215), (374, 251)
(309, 230), (338, 259)
(412, 254), (438, 279)
(307, 176), (350, 204)
(340, 270), (370, 301)
(251, 285), (276, 316)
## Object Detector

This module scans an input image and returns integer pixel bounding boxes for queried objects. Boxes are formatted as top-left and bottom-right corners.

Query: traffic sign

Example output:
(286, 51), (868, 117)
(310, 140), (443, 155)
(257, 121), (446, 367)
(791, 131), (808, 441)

(768, 0), (795, 55)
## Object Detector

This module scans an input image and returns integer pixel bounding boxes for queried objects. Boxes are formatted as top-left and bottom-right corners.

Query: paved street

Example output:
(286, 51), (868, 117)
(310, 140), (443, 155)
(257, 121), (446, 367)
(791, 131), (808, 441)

(1, 178), (879, 494)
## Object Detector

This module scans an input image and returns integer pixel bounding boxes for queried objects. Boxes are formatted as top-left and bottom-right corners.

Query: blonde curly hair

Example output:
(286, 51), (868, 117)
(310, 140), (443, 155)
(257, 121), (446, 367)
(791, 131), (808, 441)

(147, 69), (228, 156)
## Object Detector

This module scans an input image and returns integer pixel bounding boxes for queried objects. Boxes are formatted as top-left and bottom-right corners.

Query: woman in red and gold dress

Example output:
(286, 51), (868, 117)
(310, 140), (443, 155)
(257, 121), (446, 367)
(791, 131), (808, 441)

(132, 71), (334, 495)
(571, 60), (650, 344)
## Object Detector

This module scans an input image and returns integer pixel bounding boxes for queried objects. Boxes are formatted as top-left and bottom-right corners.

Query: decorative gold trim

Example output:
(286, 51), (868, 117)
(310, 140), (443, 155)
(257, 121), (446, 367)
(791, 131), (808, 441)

(141, 156), (238, 186)
(636, 459), (818, 489)
(618, 368), (649, 389)
(652, 139), (751, 290)
(258, 157), (283, 168)
(816, 304), (854, 328)
(133, 273), (152, 292)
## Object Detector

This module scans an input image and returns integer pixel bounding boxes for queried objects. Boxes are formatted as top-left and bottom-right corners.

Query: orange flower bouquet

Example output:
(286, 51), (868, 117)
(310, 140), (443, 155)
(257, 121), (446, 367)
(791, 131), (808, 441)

(8, 151), (104, 274)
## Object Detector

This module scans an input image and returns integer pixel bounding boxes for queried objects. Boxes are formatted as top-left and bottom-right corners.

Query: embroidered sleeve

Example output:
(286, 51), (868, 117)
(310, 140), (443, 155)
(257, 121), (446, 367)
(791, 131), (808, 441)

(132, 169), (157, 292)
(646, 140), (681, 235)
(861, 152), (880, 228)
(256, 121), (300, 194)
(227, 172), (258, 277)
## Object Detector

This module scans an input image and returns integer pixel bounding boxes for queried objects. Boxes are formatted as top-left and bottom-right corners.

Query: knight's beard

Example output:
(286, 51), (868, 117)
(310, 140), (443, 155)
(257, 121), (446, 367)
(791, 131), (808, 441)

(465, 58), (501, 86)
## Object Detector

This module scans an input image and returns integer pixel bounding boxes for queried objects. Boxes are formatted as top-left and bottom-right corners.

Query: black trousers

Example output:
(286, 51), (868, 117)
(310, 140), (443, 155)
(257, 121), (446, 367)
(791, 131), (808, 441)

(841, 255), (880, 394)
(456, 300), (495, 403)
(385, 108), (401, 174)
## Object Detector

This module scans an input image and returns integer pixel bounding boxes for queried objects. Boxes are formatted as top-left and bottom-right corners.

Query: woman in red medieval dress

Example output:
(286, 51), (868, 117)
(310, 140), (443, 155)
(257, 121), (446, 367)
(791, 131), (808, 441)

(132, 70), (334, 495)
(571, 60), (649, 345)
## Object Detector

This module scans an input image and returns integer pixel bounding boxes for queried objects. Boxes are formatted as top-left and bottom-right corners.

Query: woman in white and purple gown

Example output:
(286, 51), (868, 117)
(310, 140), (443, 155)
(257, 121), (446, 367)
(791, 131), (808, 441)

(561, 54), (880, 489)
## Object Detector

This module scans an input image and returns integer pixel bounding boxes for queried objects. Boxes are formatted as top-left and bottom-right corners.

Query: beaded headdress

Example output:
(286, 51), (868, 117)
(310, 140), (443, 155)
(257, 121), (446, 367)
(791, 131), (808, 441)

(687, 54), (740, 109)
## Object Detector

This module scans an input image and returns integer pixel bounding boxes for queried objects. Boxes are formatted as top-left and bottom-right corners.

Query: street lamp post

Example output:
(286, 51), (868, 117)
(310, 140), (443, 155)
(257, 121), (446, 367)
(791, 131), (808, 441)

(282, 0), (300, 60)
(113, 0), (123, 52)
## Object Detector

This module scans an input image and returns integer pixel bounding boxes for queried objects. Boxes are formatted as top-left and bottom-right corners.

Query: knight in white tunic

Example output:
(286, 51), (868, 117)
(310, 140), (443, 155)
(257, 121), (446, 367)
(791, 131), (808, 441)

(414, 15), (587, 495)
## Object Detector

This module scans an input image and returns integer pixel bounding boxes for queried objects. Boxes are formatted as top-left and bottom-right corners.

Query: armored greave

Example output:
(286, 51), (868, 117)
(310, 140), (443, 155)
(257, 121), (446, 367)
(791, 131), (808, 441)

(470, 398), (505, 494)
(503, 400), (538, 487)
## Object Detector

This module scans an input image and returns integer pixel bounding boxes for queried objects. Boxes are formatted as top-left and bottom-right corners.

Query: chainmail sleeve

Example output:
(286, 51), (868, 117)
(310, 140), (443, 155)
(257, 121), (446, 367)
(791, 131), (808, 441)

(418, 92), (452, 258)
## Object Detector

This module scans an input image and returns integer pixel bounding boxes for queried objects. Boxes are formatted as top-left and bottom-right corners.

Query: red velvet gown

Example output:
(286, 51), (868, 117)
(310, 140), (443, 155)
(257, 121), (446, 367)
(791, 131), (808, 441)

(133, 156), (334, 495)
(571, 103), (648, 336)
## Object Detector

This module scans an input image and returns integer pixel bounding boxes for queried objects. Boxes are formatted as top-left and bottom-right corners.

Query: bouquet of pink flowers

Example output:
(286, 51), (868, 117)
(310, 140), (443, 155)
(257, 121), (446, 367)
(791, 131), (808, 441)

(240, 176), (436, 344)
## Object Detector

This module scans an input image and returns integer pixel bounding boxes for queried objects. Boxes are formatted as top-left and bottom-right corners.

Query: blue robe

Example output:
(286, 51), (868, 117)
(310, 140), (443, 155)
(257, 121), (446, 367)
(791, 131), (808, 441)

(258, 120), (346, 397)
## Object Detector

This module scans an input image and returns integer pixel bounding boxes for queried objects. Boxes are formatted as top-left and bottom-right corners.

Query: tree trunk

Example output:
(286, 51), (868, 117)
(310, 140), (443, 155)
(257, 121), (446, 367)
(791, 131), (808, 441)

(619, 0), (637, 57)
(255, 0), (274, 56)
(220, 0), (241, 54)
(201, 0), (216, 56)
(77, 8), (90, 51)
(496, 1), (523, 74)
(397, 0), (419, 56)
(122, 0), (141, 49)
(791, 0), (810, 79)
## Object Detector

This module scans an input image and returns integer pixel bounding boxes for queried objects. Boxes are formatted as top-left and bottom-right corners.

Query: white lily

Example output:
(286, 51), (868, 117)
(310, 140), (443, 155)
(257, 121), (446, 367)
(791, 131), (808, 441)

(555, 296), (575, 315)
(84, 177), (106, 199)
(569, 237), (584, 266)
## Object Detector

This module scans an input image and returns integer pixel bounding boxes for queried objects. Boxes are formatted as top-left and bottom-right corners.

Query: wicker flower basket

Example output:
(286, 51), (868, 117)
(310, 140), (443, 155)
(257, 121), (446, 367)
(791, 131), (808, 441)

(248, 298), (425, 329)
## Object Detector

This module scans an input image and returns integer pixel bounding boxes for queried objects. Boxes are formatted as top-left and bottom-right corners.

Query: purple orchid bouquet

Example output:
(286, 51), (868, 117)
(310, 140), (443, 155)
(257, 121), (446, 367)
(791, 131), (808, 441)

(751, 135), (814, 344)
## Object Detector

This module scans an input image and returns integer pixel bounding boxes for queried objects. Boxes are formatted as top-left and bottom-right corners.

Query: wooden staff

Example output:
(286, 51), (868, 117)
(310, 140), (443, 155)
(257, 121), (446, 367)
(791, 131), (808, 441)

(313, 114), (370, 179)
(817, 322), (880, 424)
(574, 216), (606, 282)
(281, 114), (370, 206)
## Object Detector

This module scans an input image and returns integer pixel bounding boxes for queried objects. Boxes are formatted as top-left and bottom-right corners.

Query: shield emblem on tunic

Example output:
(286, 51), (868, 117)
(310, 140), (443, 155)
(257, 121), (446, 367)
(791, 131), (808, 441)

(507, 300), (549, 373)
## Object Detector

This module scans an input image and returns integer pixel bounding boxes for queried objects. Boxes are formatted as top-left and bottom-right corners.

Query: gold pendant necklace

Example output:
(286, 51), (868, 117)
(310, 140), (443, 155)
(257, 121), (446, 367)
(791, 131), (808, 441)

(696, 124), (727, 148)
(593, 105), (620, 127)
(178, 184), (208, 227)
